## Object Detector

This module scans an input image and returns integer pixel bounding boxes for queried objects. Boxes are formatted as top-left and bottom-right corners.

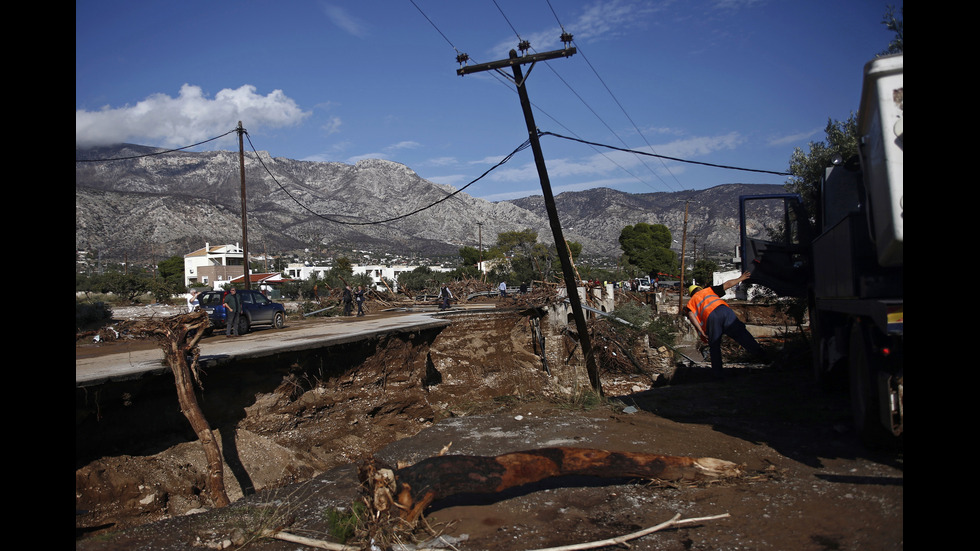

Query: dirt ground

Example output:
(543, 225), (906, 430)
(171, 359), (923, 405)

(75, 299), (903, 550)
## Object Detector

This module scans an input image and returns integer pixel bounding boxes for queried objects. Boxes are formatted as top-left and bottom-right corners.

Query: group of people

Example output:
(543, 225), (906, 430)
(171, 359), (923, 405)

(341, 285), (367, 316)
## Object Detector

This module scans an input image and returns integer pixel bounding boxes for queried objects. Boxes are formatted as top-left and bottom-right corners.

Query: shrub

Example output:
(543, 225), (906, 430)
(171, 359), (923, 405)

(76, 300), (113, 332)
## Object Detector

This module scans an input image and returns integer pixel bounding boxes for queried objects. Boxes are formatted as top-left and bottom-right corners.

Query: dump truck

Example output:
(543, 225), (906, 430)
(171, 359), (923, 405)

(738, 54), (903, 446)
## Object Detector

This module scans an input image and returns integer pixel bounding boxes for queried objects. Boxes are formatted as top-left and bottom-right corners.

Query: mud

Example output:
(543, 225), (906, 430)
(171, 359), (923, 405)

(75, 304), (902, 550)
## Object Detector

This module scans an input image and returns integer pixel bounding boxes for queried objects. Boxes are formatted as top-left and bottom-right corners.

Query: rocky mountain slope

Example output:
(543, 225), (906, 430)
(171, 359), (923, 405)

(75, 144), (785, 263)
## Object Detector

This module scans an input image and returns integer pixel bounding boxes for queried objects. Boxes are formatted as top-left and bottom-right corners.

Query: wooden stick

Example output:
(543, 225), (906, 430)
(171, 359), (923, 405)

(261, 529), (359, 550)
(529, 513), (731, 551)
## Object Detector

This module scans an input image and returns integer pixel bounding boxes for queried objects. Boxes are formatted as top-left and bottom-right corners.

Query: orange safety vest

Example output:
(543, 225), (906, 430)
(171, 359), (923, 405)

(686, 287), (728, 332)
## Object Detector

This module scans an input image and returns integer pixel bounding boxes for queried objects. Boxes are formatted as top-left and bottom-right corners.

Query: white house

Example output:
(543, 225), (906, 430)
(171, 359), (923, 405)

(184, 243), (245, 289)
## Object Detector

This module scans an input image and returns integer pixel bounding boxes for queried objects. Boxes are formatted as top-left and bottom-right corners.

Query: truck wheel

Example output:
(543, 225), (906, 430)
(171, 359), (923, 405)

(238, 316), (251, 335)
(849, 321), (892, 448)
(273, 311), (285, 329)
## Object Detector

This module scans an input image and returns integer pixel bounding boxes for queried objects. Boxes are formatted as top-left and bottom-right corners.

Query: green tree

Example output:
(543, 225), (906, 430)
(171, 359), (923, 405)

(459, 246), (482, 267)
(157, 255), (185, 290)
(785, 115), (859, 222)
(397, 266), (437, 294)
(333, 256), (354, 277)
(880, 5), (903, 55)
(689, 259), (718, 288)
(494, 229), (538, 256)
(618, 223), (676, 277)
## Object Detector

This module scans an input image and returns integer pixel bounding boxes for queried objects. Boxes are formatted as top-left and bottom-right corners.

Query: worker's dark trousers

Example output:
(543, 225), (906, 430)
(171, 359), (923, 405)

(706, 306), (764, 372)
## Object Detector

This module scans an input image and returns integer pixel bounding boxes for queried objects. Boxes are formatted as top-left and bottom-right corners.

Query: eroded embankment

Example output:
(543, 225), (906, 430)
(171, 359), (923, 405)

(76, 309), (578, 534)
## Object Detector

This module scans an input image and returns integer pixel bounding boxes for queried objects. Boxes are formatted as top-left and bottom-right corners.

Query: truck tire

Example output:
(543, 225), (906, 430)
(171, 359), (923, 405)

(848, 321), (894, 448)
(273, 311), (285, 329)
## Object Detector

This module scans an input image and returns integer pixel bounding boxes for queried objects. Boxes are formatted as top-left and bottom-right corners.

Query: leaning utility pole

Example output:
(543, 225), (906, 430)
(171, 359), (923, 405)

(237, 121), (251, 290)
(678, 201), (689, 310)
(458, 43), (602, 395)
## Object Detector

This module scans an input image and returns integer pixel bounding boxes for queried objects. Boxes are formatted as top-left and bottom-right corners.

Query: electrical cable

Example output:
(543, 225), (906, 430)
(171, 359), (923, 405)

(540, 130), (791, 176)
(245, 131), (532, 226)
(75, 129), (238, 162)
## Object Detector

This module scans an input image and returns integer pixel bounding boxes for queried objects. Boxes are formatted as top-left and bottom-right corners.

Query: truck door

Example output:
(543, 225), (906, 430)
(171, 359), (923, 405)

(738, 194), (812, 298)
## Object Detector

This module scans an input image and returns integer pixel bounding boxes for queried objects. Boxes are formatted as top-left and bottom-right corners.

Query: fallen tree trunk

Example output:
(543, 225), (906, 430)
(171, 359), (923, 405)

(359, 447), (741, 525)
(130, 310), (231, 508)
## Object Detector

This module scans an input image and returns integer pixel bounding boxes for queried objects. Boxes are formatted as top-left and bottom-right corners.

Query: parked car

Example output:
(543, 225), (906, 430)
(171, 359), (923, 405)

(196, 289), (286, 335)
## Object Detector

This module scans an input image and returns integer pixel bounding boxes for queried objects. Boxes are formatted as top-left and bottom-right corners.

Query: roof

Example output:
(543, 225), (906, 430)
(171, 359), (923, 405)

(184, 244), (244, 258)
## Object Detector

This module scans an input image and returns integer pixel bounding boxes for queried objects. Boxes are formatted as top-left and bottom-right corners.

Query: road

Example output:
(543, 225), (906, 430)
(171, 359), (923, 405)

(75, 311), (451, 387)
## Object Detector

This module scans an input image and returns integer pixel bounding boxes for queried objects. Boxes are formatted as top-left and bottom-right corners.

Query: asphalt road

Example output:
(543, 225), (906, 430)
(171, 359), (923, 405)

(75, 311), (451, 387)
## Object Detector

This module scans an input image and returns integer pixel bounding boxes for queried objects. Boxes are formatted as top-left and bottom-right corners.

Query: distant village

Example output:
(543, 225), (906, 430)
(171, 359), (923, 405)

(179, 240), (745, 301)
(181, 242), (459, 296)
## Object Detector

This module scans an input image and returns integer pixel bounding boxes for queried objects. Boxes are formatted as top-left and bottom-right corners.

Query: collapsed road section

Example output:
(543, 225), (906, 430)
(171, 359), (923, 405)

(75, 311), (452, 387)
(77, 306), (611, 533)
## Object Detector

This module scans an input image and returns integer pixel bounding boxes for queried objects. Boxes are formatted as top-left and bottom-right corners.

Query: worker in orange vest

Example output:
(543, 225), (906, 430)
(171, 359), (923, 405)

(684, 272), (766, 377)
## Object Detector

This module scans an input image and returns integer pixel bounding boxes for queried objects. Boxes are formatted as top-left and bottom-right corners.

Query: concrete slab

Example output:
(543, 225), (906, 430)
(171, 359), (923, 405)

(75, 312), (451, 388)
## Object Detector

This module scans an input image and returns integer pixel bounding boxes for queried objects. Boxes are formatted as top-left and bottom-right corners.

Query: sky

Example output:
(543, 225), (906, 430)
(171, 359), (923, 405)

(76, 0), (901, 202)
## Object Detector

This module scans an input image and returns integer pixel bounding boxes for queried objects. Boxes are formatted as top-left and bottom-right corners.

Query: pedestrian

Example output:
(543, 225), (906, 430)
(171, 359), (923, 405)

(683, 272), (766, 377)
(223, 287), (242, 337)
(186, 290), (199, 313)
(355, 285), (366, 316)
(439, 283), (453, 310)
(342, 285), (353, 316)
(498, 281), (507, 299)
(520, 282), (528, 294)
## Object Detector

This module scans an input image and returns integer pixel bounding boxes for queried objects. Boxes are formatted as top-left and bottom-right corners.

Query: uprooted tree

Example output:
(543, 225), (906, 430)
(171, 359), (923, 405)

(130, 310), (231, 507)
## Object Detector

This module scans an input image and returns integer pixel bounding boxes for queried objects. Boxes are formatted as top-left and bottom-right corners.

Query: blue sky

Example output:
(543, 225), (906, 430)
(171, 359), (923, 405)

(76, 0), (900, 201)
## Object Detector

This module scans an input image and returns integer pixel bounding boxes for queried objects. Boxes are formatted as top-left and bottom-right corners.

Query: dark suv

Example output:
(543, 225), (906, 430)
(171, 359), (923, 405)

(197, 289), (286, 335)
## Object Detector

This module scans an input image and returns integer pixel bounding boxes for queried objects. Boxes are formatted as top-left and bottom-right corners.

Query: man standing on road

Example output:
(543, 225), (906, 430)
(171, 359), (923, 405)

(223, 288), (242, 337)
(355, 286), (366, 316)
(439, 283), (453, 310)
(498, 281), (507, 299)
(342, 285), (354, 316)
(683, 272), (766, 377)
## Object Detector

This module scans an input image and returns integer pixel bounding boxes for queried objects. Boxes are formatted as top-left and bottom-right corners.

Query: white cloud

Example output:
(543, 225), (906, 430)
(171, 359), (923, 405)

(321, 4), (369, 38)
(75, 84), (310, 148)
(321, 116), (343, 136)
(768, 128), (821, 146)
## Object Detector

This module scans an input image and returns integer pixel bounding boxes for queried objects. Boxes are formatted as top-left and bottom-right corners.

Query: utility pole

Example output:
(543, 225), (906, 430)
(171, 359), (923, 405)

(679, 201), (689, 311)
(237, 121), (251, 290)
(477, 222), (484, 274)
(459, 43), (603, 395)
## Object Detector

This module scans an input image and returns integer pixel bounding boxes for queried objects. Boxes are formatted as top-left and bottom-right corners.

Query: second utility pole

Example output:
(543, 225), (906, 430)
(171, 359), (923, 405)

(459, 47), (602, 395)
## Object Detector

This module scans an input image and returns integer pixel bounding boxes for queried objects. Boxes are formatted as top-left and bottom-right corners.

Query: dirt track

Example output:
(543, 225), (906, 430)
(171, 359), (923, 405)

(75, 303), (903, 550)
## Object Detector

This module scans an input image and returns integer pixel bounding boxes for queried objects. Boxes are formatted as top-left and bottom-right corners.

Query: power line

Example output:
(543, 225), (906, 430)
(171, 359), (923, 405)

(244, 131), (532, 226)
(540, 130), (791, 176)
(75, 129), (238, 162)
(486, 0), (679, 193)
(542, 0), (684, 192)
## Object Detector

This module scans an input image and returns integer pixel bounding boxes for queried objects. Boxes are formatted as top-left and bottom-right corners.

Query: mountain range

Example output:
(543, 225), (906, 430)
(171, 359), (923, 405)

(75, 144), (786, 265)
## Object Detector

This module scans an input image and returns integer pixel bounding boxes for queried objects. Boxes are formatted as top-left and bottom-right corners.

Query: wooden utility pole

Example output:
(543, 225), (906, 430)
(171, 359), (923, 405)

(477, 222), (484, 275)
(237, 121), (251, 290)
(459, 45), (602, 394)
(679, 201), (689, 310)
